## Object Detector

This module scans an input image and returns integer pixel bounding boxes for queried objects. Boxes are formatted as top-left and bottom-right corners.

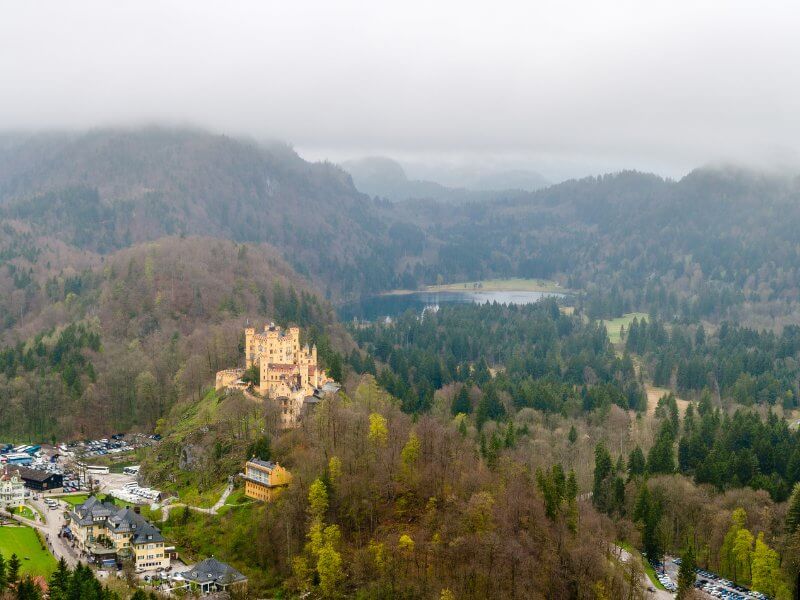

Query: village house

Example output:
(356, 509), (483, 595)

(67, 496), (170, 571)
(243, 458), (292, 502)
(173, 556), (247, 595)
(216, 323), (339, 427)
(0, 467), (25, 510)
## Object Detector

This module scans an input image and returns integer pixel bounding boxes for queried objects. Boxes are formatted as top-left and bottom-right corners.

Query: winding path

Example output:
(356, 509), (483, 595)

(159, 481), (234, 523)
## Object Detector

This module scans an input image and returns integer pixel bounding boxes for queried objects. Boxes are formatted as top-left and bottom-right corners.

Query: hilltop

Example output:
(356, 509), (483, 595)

(0, 235), (349, 440)
(0, 128), (412, 299)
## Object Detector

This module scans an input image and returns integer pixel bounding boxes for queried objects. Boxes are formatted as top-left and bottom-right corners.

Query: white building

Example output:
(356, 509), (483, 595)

(0, 467), (25, 510)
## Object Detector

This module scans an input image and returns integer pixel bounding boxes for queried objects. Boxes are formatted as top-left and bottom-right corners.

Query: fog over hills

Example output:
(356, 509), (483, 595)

(342, 155), (549, 201)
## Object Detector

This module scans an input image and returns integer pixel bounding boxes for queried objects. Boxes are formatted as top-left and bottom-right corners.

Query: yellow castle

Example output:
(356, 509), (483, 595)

(216, 323), (337, 427)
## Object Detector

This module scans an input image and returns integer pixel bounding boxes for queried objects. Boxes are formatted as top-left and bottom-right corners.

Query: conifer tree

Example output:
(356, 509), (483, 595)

(451, 384), (471, 415)
(786, 483), (800, 534)
(568, 424), (578, 444)
(592, 442), (614, 513)
(7, 553), (20, 585)
(627, 446), (646, 480)
(677, 544), (697, 599)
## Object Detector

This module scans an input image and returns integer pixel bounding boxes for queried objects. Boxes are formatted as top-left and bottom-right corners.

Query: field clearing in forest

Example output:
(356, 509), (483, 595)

(646, 385), (689, 417)
(601, 312), (649, 344)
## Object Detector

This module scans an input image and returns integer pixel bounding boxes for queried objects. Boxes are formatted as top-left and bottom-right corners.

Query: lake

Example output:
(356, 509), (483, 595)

(339, 290), (565, 321)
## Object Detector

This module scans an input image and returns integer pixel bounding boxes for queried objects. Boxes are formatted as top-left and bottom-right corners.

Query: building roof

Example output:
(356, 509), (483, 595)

(247, 458), (278, 471)
(180, 557), (247, 586)
(107, 508), (165, 544)
(16, 467), (60, 482)
(70, 496), (165, 543)
(70, 496), (118, 526)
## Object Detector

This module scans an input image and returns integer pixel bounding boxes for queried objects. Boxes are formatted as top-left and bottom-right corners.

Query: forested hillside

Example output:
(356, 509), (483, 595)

(0, 236), (347, 440)
(398, 168), (800, 327)
(0, 129), (422, 299)
(6, 127), (800, 597)
(5, 130), (800, 326)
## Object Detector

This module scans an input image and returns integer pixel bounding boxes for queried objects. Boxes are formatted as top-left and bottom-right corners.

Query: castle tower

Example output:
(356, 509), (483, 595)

(245, 328), (256, 368)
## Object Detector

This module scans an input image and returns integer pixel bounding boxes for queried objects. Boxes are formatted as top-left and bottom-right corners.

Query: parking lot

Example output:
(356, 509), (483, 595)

(660, 557), (770, 600)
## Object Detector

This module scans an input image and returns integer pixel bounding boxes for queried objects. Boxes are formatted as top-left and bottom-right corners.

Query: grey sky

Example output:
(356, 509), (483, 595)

(2, 0), (800, 179)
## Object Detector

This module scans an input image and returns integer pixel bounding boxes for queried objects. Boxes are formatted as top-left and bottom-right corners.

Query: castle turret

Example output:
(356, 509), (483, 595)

(245, 327), (256, 368)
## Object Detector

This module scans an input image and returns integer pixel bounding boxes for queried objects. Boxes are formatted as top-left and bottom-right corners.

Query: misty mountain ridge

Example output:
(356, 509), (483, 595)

(0, 127), (401, 298)
(341, 155), (549, 202)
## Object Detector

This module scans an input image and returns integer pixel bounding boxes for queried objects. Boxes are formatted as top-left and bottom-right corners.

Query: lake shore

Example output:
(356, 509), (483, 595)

(381, 278), (568, 296)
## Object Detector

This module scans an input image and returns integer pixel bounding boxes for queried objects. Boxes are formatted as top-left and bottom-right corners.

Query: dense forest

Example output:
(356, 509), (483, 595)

(348, 300), (644, 416)
(6, 127), (800, 597)
(628, 316), (800, 408)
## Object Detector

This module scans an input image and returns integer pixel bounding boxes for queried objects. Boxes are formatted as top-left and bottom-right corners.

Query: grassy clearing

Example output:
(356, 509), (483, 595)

(13, 506), (37, 520)
(176, 482), (227, 509)
(56, 493), (126, 507)
(0, 526), (57, 577)
(601, 312), (649, 344)
(384, 278), (567, 295)
(617, 541), (666, 591)
(167, 388), (223, 441)
(645, 385), (690, 418)
(426, 278), (565, 293)
(56, 493), (91, 506)
(216, 488), (253, 515)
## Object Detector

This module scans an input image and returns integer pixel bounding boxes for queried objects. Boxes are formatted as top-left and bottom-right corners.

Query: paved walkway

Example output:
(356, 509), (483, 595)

(160, 482), (234, 522)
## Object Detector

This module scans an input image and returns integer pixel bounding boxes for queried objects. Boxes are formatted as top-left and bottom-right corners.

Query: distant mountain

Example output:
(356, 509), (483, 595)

(402, 161), (550, 193)
(341, 156), (549, 202)
(341, 156), (460, 201)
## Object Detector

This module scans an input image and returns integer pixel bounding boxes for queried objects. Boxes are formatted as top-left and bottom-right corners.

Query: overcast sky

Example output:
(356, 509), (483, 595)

(2, 0), (800, 179)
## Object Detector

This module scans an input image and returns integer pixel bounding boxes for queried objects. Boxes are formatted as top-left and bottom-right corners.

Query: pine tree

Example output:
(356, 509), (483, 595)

(633, 484), (663, 561)
(647, 420), (675, 474)
(627, 446), (646, 480)
(536, 467), (560, 520)
(475, 385), (504, 429)
(786, 483), (800, 534)
(566, 469), (579, 532)
(695, 324), (706, 347)
(677, 544), (697, 599)
(49, 557), (70, 599)
(615, 454), (625, 473)
(504, 421), (516, 448)
(7, 553), (20, 584)
(0, 552), (6, 591)
(14, 577), (42, 600)
(593, 442), (614, 513)
(451, 384), (471, 415)
(568, 424), (578, 444)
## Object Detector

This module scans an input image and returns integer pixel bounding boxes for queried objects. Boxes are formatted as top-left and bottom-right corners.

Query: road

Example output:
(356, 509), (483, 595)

(615, 545), (674, 600)
(2, 497), (80, 567)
